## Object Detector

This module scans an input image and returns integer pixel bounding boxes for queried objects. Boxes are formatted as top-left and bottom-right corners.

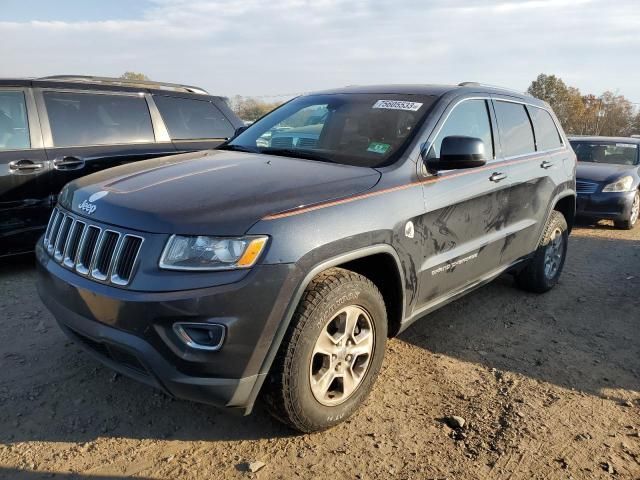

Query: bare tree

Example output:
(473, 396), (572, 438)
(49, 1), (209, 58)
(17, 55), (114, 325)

(527, 74), (637, 136)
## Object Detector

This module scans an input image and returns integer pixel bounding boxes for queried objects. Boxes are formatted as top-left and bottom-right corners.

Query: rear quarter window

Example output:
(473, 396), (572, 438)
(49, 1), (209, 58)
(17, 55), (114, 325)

(43, 91), (155, 147)
(0, 91), (30, 150)
(154, 96), (234, 140)
(494, 101), (536, 157)
(529, 106), (563, 151)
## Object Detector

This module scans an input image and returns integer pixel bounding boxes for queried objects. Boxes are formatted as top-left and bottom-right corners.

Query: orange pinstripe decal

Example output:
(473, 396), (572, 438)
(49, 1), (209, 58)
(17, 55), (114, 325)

(262, 155), (544, 220)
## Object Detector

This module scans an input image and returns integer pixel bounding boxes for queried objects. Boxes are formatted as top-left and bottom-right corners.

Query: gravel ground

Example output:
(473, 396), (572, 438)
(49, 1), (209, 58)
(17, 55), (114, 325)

(0, 222), (639, 479)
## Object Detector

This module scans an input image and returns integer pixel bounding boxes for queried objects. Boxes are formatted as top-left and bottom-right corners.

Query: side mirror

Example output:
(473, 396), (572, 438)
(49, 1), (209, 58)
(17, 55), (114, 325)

(234, 125), (249, 137)
(426, 136), (487, 171)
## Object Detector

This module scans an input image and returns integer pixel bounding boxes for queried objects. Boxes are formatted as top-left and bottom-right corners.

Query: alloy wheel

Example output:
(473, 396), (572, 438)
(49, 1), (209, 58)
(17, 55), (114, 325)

(309, 305), (375, 406)
(544, 227), (565, 279)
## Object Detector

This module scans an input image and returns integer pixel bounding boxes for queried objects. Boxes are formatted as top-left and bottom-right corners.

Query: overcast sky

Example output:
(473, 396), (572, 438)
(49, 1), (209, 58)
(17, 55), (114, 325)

(1, 0), (638, 102)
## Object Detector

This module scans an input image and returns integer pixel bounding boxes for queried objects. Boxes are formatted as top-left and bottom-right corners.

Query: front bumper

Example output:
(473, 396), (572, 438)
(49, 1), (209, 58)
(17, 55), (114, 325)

(576, 190), (636, 221)
(36, 242), (297, 411)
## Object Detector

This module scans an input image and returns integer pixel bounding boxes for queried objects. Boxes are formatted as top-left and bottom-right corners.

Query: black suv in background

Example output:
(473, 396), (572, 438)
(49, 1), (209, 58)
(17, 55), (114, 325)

(0, 76), (243, 257)
(37, 83), (576, 432)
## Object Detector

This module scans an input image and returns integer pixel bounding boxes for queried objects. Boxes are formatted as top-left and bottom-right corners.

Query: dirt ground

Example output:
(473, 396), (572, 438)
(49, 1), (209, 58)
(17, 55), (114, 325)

(0, 222), (638, 480)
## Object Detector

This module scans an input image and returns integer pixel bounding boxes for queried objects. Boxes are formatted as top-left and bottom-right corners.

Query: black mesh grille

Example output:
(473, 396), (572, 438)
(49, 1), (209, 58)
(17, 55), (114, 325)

(64, 221), (85, 266)
(94, 231), (119, 279)
(54, 216), (73, 260)
(113, 236), (142, 284)
(78, 226), (100, 271)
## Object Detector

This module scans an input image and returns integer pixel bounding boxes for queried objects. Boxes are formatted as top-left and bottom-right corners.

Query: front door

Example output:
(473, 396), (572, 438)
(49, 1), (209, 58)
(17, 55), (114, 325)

(0, 88), (50, 256)
(414, 97), (513, 313)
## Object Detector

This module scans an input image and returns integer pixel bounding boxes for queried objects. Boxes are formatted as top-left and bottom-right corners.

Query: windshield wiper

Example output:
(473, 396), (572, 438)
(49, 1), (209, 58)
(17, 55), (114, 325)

(217, 144), (260, 154)
(259, 148), (334, 163)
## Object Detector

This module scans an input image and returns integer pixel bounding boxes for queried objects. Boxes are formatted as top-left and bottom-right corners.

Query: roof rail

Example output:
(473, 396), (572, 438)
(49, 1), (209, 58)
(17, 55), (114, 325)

(458, 81), (524, 95)
(38, 75), (209, 95)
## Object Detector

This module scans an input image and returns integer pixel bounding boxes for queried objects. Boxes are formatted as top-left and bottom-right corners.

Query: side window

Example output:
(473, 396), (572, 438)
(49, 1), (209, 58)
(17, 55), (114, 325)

(528, 106), (563, 151)
(154, 96), (234, 140)
(0, 91), (30, 150)
(494, 101), (535, 157)
(44, 91), (155, 147)
(432, 99), (494, 159)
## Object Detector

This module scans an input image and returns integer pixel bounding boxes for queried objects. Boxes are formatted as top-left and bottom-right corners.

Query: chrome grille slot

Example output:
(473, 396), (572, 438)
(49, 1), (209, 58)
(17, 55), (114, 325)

(92, 230), (120, 280)
(76, 226), (101, 275)
(46, 211), (64, 253)
(43, 207), (144, 286)
(576, 180), (598, 194)
(53, 215), (73, 261)
(63, 221), (85, 268)
(112, 236), (143, 285)
(43, 209), (59, 247)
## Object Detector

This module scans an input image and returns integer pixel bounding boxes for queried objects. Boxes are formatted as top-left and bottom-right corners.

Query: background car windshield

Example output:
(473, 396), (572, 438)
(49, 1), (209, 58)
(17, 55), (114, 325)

(230, 93), (435, 167)
(571, 142), (639, 165)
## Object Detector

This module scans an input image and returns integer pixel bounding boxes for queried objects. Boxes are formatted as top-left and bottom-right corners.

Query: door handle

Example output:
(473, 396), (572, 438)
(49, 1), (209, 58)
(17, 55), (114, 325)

(489, 172), (507, 183)
(541, 160), (554, 169)
(9, 159), (44, 172)
(53, 156), (85, 171)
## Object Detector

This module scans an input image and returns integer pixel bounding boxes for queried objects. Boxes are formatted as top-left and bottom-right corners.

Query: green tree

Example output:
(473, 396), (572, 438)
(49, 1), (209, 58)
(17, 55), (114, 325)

(120, 71), (150, 81)
(230, 95), (282, 122)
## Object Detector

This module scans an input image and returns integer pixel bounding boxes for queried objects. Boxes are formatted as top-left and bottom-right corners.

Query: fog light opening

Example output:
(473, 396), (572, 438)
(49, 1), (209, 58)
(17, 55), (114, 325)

(173, 322), (226, 351)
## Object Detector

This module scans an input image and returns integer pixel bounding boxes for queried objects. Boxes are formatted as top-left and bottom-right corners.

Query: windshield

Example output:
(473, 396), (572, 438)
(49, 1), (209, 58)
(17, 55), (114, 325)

(571, 141), (639, 166)
(223, 93), (435, 167)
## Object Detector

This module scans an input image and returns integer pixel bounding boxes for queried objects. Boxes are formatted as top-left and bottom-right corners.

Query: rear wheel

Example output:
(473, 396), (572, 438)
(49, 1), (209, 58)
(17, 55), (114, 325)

(516, 210), (568, 293)
(264, 268), (387, 432)
(614, 191), (639, 230)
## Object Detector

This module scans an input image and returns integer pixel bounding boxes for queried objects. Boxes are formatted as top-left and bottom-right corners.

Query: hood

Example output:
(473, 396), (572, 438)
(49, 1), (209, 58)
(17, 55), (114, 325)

(59, 150), (381, 235)
(576, 162), (637, 183)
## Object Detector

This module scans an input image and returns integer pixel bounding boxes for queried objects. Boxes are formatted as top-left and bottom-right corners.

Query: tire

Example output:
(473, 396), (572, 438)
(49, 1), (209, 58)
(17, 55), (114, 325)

(264, 267), (387, 432)
(515, 210), (568, 293)
(614, 190), (639, 230)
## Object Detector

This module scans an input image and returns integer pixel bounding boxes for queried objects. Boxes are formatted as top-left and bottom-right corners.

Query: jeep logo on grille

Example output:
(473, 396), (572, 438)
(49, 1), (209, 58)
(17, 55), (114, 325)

(77, 191), (108, 215)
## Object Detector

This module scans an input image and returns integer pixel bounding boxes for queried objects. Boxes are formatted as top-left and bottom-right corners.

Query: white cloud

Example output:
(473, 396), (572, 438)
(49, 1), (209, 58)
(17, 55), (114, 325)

(0, 0), (638, 102)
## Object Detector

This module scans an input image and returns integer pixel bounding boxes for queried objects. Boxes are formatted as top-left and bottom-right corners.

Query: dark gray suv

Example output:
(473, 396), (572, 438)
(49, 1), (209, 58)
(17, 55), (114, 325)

(36, 83), (576, 432)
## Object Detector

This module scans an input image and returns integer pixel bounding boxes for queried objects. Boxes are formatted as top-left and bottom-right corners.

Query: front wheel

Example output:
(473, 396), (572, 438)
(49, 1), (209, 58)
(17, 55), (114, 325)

(264, 268), (387, 432)
(516, 210), (568, 293)
(614, 191), (639, 230)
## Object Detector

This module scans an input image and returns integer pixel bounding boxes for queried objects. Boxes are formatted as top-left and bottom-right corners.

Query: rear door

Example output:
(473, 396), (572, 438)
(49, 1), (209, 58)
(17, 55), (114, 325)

(152, 95), (236, 151)
(415, 97), (512, 309)
(36, 88), (177, 198)
(0, 87), (50, 255)
(489, 98), (567, 266)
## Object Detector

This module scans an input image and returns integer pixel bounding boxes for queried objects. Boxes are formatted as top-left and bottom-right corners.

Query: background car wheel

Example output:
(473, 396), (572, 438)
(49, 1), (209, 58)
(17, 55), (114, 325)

(264, 267), (387, 433)
(614, 190), (639, 230)
(516, 210), (568, 293)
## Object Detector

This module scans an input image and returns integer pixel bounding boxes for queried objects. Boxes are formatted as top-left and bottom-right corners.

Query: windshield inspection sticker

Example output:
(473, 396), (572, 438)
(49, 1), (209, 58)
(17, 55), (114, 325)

(373, 100), (423, 111)
(367, 142), (391, 154)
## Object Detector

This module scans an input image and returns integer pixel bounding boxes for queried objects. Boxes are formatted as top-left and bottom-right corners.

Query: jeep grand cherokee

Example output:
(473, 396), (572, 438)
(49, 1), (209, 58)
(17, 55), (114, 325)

(36, 83), (576, 432)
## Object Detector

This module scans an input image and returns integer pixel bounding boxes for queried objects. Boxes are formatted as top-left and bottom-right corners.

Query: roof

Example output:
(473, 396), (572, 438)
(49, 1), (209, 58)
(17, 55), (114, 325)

(308, 82), (546, 107)
(568, 136), (640, 144)
(0, 75), (220, 99)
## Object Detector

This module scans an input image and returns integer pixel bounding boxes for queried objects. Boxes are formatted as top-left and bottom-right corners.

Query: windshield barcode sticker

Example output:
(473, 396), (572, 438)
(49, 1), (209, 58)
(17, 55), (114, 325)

(616, 143), (637, 148)
(373, 100), (423, 111)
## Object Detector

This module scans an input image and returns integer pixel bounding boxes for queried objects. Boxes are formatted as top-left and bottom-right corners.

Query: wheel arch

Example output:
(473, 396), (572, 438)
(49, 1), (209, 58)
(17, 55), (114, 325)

(553, 193), (576, 233)
(244, 244), (406, 412)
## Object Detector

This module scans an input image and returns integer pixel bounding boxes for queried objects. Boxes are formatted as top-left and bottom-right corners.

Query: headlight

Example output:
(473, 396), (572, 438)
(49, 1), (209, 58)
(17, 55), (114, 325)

(602, 176), (633, 192)
(159, 235), (268, 271)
